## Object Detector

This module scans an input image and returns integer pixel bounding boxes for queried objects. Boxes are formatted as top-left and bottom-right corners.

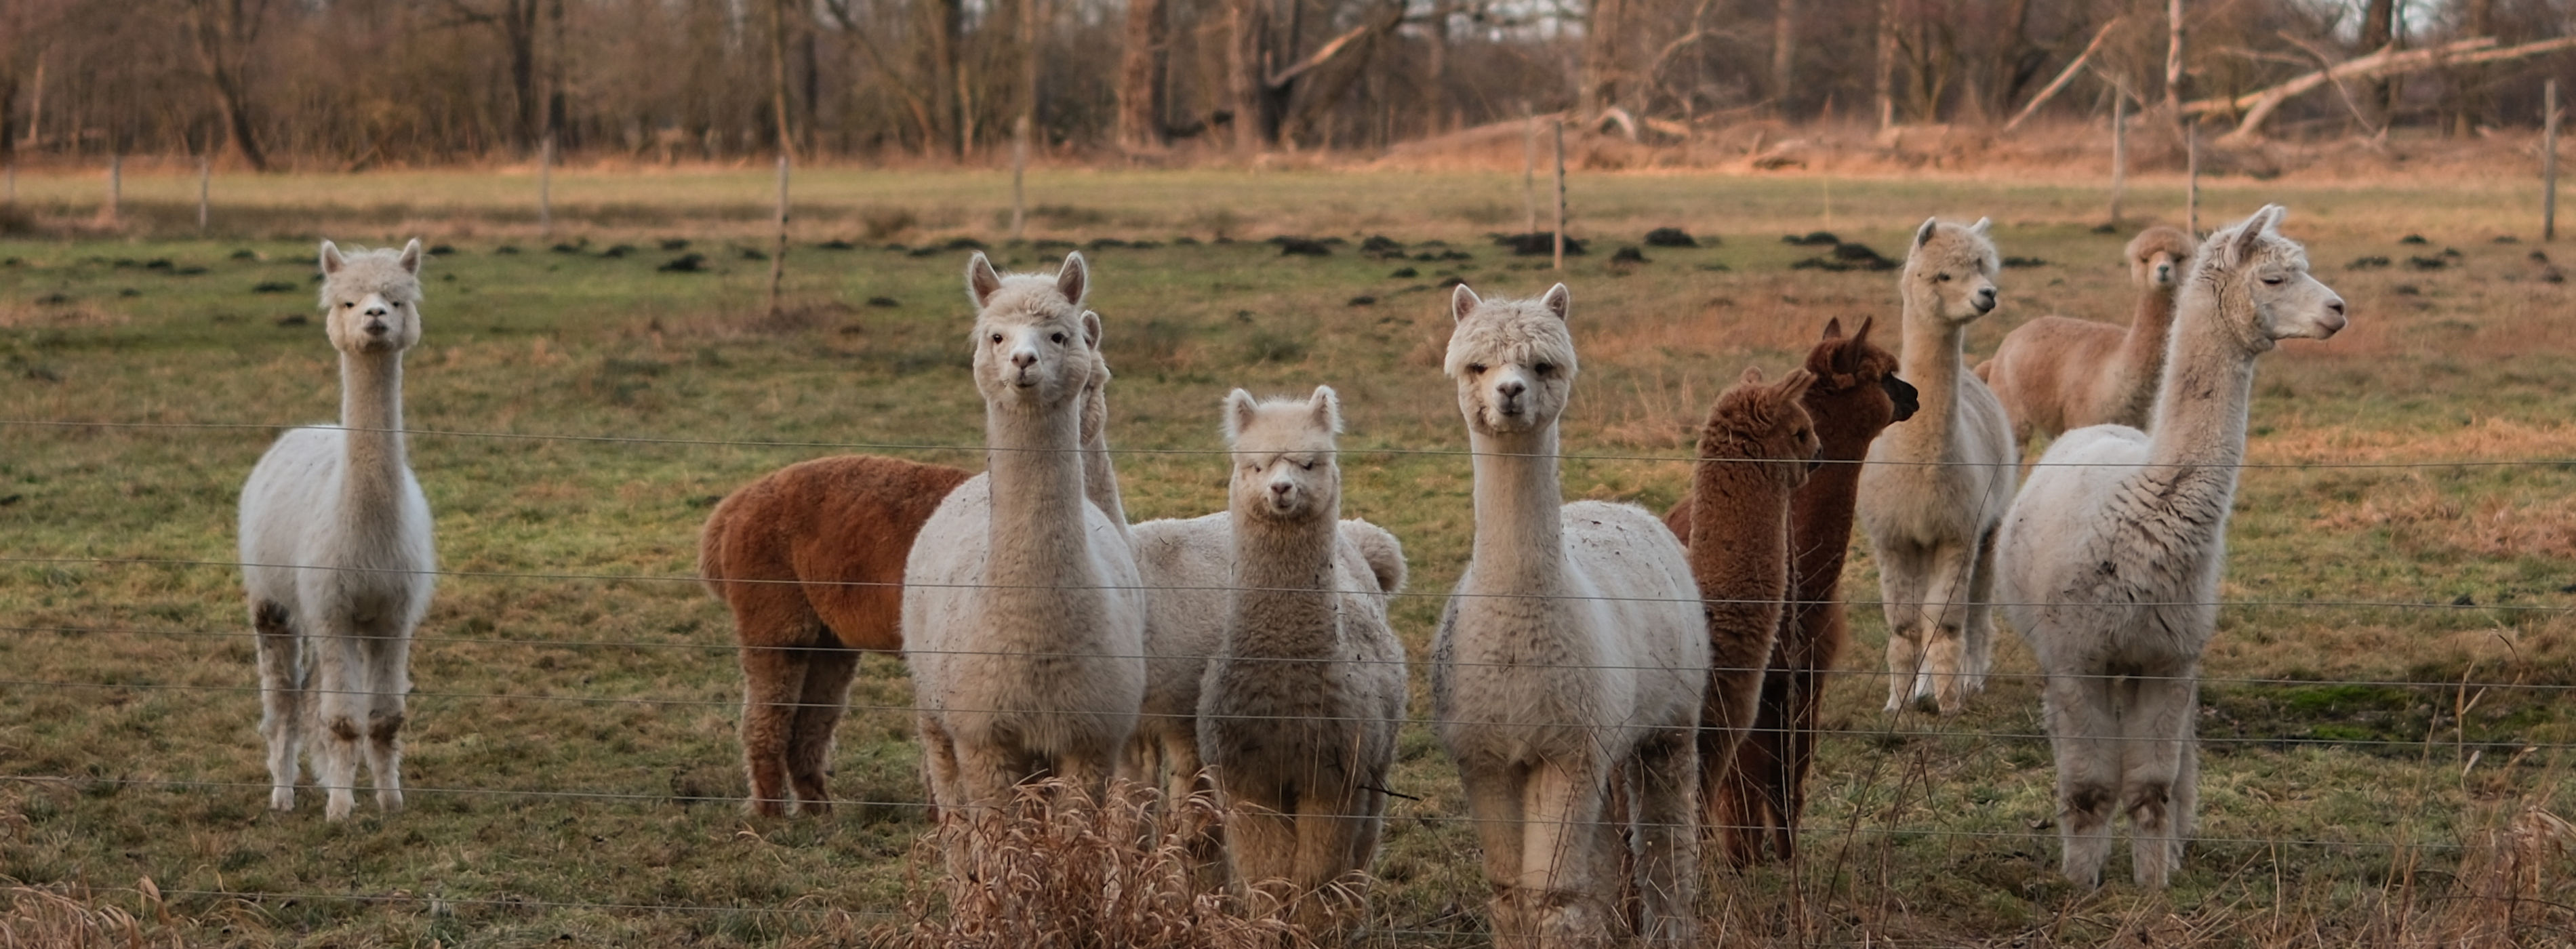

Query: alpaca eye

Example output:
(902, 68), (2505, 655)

(1051, 332), (1067, 344)
(1467, 363), (1487, 375)
(2261, 275), (2284, 285)
(1935, 273), (1952, 283)
(990, 334), (1003, 344)
(342, 302), (355, 308)
(1534, 363), (1555, 376)
(1300, 460), (1314, 470)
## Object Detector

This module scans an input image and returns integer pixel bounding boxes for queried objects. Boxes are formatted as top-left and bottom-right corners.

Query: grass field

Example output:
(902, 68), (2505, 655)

(4, 165), (2576, 946)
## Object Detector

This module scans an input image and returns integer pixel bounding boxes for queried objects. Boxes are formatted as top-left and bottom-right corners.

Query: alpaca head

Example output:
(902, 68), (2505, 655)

(1805, 316), (1918, 445)
(964, 251), (1100, 411)
(317, 239), (425, 355)
(2127, 226), (2196, 291)
(1705, 366), (1820, 489)
(1902, 218), (2000, 324)
(1443, 283), (1578, 437)
(1223, 386), (1341, 523)
(2192, 205), (2348, 350)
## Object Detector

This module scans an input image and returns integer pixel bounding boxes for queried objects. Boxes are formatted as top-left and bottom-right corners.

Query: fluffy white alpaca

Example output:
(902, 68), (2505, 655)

(1430, 283), (1710, 947)
(1857, 218), (2018, 715)
(2000, 206), (2345, 889)
(1194, 387), (1408, 928)
(904, 252), (1147, 863)
(238, 239), (435, 822)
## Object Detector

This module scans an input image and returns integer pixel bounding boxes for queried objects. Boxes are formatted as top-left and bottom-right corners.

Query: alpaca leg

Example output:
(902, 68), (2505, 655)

(1710, 702), (1778, 865)
(1459, 762), (1531, 947)
(1630, 732), (1702, 946)
(1876, 544), (1931, 713)
(2121, 670), (2196, 889)
(251, 601), (303, 812)
(737, 641), (808, 817)
(786, 645), (860, 815)
(359, 626), (411, 813)
(1522, 760), (1613, 948)
(1224, 786), (1300, 918)
(1775, 662), (1832, 861)
(1962, 525), (2003, 693)
(308, 631), (365, 822)
(918, 716), (973, 878)
(1290, 783), (1365, 931)
(2044, 668), (2119, 887)
(1918, 544), (1975, 715)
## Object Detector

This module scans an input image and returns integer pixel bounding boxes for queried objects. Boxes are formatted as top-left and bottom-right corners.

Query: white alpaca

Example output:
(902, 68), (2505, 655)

(238, 239), (435, 822)
(904, 251), (1147, 860)
(1194, 387), (1408, 928)
(1430, 283), (1709, 947)
(1857, 218), (2017, 715)
(2000, 206), (2344, 888)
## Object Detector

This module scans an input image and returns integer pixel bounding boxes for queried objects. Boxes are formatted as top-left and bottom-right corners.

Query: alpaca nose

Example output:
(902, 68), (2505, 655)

(1497, 380), (1525, 400)
(364, 306), (388, 318)
(1270, 481), (1293, 498)
(1011, 350), (1037, 369)
(1973, 288), (1996, 312)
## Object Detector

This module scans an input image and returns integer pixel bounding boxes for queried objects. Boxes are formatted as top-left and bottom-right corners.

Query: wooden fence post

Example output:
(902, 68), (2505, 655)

(768, 153), (790, 319)
(1011, 113), (1030, 240)
(1552, 120), (1567, 271)
(2185, 119), (2200, 235)
(2110, 94), (2127, 225)
(2546, 79), (2560, 242)
(106, 153), (120, 224)
(1523, 104), (1539, 237)
(539, 134), (556, 241)
(197, 156), (212, 234)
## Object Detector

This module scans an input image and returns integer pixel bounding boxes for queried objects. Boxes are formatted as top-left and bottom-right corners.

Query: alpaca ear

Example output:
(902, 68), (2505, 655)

(1777, 367), (1817, 401)
(2230, 207), (2279, 263)
(1540, 283), (1571, 321)
(1081, 310), (1104, 351)
(1222, 388), (1259, 441)
(1969, 217), (1992, 236)
(1055, 251), (1089, 306)
(397, 239), (424, 275)
(1819, 317), (1844, 342)
(1449, 283), (1481, 323)
(1738, 365), (1766, 385)
(1912, 218), (1939, 249)
(1852, 315), (1876, 345)
(1309, 385), (1342, 434)
(319, 241), (346, 275)
(965, 252), (1004, 307)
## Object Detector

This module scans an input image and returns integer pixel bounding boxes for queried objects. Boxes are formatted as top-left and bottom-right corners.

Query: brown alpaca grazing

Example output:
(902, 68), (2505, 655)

(1665, 317), (1918, 864)
(1664, 366), (1819, 854)
(1977, 226), (2196, 450)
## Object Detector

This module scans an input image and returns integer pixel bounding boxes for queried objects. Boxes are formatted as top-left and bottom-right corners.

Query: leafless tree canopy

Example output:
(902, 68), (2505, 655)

(0, 0), (2568, 166)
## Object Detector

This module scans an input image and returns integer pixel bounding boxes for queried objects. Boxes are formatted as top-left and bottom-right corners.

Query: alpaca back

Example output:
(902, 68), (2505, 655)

(1984, 315), (2131, 440)
(1131, 513), (1229, 759)
(698, 454), (975, 652)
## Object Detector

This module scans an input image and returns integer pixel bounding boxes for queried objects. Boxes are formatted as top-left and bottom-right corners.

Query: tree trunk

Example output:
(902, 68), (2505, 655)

(183, 0), (270, 171)
(1229, 0), (1270, 153)
(2358, 0), (2395, 123)
(504, 0), (538, 152)
(2164, 0), (2185, 117)
(925, 0), (963, 157)
(2453, 0), (2495, 135)
(1770, 0), (1794, 117)
(1582, 0), (1629, 119)
(1115, 0), (1168, 150)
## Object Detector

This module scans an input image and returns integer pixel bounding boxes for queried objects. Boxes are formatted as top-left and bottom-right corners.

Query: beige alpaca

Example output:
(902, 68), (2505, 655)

(1194, 387), (1408, 929)
(904, 252), (1146, 868)
(1979, 227), (2196, 448)
(1857, 218), (2017, 716)
(1430, 283), (1709, 947)
(2001, 206), (2345, 888)
(238, 240), (435, 822)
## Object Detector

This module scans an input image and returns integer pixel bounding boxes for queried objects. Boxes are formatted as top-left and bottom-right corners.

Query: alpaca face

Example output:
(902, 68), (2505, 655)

(2127, 227), (2195, 290)
(1443, 283), (1578, 437)
(1224, 386), (1341, 522)
(317, 239), (425, 355)
(964, 251), (1100, 410)
(1904, 218), (2000, 323)
(1712, 367), (1821, 487)
(2211, 207), (2347, 344)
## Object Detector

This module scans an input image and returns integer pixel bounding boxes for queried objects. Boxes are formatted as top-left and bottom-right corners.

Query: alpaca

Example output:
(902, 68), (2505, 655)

(1668, 317), (1918, 866)
(1658, 367), (1817, 855)
(1857, 218), (2017, 716)
(1978, 226), (2197, 449)
(237, 239), (435, 822)
(1430, 283), (1709, 946)
(1195, 387), (1409, 928)
(904, 251), (1146, 862)
(2000, 206), (2344, 888)
(700, 350), (1119, 817)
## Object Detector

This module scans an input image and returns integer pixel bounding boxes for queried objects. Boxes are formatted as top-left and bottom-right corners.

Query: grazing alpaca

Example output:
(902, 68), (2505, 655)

(1196, 387), (1409, 928)
(905, 251), (1146, 862)
(2000, 206), (2344, 888)
(1670, 317), (1919, 866)
(700, 350), (1119, 816)
(1978, 226), (2197, 449)
(1430, 283), (1709, 947)
(1857, 218), (2017, 715)
(1659, 367), (1818, 853)
(238, 239), (435, 822)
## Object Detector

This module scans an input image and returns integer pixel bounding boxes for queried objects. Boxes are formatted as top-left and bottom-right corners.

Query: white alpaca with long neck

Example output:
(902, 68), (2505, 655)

(2000, 206), (2345, 889)
(904, 252), (1146, 853)
(238, 239), (436, 822)
(1195, 387), (1408, 928)
(1430, 283), (1709, 947)
(1857, 217), (2018, 715)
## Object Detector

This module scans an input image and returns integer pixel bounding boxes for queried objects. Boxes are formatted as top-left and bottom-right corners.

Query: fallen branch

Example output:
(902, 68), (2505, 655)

(2187, 35), (2576, 144)
(2003, 18), (2124, 133)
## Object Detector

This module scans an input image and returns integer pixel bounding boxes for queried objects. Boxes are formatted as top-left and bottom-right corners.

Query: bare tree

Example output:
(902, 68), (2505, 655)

(179, 0), (270, 170)
(1116, 0), (1169, 150)
(439, 0), (544, 151)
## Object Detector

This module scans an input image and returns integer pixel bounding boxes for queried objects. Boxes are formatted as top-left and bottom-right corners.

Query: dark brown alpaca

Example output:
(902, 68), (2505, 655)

(1664, 365), (1819, 855)
(1665, 317), (1918, 864)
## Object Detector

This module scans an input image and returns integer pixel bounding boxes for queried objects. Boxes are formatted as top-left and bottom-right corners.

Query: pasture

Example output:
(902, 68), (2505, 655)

(3, 165), (2575, 946)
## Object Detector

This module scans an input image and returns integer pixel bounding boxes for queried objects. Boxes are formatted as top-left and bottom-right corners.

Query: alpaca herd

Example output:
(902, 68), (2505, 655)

(236, 205), (2344, 935)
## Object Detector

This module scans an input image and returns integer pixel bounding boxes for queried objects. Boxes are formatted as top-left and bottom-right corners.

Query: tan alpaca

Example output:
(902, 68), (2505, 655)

(1430, 283), (1709, 947)
(1979, 227), (2196, 448)
(905, 252), (1146, 871)
(239, 240), (435, 822)
(1194, 387), (1407, 929)
(1857, 218), (2017, 716)
(2001, 206), (2345, 888)
(1668, 367), (1817, 851)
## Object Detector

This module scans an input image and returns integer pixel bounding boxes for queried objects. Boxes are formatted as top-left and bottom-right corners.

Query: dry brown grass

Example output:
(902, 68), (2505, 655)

(0, 879), (188, 949)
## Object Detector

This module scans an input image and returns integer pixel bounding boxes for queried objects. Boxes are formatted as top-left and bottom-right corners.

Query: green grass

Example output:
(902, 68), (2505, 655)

(4, 168), (2575, 946)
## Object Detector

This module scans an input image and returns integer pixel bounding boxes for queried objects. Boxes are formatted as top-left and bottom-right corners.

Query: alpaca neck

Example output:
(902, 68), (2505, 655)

(1078, 390), (1131, 542)
(1789, 411), (1876, 601)
(1688, 451), (1794, 620)
(2116, 285), (2180, 406)
(2145, 286), (2261, 487)
(338, 350), (409, 516)
(1224, 504), (1343, 658)
(984, 399), (1095, 585)
(1893, 295), (1967, 450)
(1466, 425), (1567, 597)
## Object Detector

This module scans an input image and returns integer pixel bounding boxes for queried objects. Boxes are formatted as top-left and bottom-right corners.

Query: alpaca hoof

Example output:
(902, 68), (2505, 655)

(376, 789), (405, 812)
(323, 792), (357, 822)
(268, 788), (295, 811)
(797, 799), (834, 817)
(746, 798), (789, 817)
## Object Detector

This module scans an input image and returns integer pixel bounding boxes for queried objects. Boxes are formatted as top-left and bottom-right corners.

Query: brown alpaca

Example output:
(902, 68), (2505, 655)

(1666, 317), (1918, 864)
(1977, 226), (2196, 449)
(1663, 365), (1819, 855)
